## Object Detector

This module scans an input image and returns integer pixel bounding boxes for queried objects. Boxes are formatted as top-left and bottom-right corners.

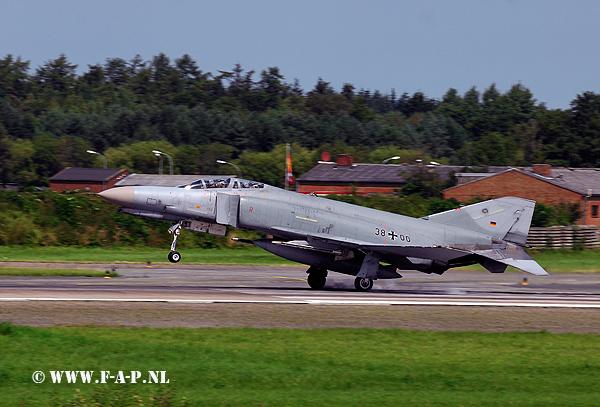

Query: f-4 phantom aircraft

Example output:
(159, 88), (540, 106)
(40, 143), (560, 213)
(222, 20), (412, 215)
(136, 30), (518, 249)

(99, 177), (548, 291)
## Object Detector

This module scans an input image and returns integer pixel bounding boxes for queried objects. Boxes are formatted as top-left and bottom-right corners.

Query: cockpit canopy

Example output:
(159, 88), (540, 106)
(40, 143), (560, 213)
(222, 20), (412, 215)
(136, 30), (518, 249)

(177, 178), (264, 190)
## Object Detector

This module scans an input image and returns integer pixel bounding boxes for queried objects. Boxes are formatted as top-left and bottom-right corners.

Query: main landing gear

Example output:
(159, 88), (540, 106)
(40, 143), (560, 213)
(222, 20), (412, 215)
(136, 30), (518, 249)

(306, 267), (374, 292)
(354, 277), (374, 292)
(306, 266), (327, 290)
(167, 221), (182, 263)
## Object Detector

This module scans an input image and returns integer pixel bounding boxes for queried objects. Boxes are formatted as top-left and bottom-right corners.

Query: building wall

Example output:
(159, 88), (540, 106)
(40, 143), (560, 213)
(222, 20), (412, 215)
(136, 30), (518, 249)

(50, 177), (124, 193)
(585, 197), (600, 226)
(50, 181), (104, 193)
(442, 170), (593, 224)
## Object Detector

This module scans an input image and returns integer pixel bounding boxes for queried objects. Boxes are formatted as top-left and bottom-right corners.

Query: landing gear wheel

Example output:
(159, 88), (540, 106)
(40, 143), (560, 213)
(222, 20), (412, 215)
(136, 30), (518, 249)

(168, 251), (181, 263)
(354, 277), (373, 292)
(307, 273), (327, 290)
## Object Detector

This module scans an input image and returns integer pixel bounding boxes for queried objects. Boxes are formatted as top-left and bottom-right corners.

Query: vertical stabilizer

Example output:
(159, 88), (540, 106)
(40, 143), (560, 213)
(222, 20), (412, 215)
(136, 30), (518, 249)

(424, 197), (536, 246)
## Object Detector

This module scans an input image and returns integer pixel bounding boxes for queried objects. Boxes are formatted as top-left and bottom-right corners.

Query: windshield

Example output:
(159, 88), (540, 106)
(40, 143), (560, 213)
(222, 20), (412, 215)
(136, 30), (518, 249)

(178, 178), (264, 189)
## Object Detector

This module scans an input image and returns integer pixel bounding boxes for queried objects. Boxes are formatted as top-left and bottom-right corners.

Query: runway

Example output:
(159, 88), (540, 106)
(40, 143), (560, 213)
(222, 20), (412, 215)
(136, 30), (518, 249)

(2, 263), (600, 332)
(2, 262), (600, 308)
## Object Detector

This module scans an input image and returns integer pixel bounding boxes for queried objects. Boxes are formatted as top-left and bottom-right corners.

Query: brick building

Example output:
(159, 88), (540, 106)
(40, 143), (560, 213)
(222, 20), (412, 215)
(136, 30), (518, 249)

(49, 168), (131, 193)
(443, 164), (600, 226)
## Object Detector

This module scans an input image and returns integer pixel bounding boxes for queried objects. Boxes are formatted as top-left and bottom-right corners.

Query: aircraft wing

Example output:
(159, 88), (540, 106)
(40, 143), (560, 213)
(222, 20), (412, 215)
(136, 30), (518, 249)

(272, 226), (473, 264)
(271, 226), (548, 276)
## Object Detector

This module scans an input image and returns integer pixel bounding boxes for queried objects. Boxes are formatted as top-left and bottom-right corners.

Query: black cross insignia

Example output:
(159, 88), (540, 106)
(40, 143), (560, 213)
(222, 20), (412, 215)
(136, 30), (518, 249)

(388, 231), (398, 240)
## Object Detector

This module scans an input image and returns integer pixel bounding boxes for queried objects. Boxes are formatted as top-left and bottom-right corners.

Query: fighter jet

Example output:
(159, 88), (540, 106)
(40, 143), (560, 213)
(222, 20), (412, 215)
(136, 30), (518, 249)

(99, 177), (548, 291)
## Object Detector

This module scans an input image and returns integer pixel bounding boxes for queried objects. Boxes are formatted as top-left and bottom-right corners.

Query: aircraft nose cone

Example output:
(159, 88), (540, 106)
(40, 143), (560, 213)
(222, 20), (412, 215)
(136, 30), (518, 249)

(99, 187), (135, 207)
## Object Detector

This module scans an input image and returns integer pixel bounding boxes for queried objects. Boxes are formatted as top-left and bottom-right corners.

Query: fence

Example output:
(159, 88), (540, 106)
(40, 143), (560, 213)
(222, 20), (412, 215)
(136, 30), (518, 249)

(526, 226), (600, 249)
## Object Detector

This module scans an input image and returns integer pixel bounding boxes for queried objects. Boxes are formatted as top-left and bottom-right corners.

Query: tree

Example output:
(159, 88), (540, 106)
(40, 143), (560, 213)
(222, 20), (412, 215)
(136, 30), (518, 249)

(31, 134), (63, 186)
(0, 54), (30, 100)
(34, 54), (78, 99)
(0, 125), (12, 185)
(400, 92), (438, 116)
(104, 140), (177, 173)
(400, 166), (447, 198)
(175, 54), (202, 82)
(104, 57), (131, 87)
(569, 92), (600, 166)
(258, 67), (288, 110)
(9, 138), (37, 185)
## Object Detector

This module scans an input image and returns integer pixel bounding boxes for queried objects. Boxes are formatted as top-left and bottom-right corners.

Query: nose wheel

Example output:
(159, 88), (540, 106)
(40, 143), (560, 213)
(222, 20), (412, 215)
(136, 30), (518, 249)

(168, 251), (181, 263)
(168, 221), (183, 263)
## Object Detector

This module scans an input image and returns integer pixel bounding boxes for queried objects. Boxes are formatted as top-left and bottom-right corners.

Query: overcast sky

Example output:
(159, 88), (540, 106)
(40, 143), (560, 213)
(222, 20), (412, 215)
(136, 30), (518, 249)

(2, 0), (598, 109)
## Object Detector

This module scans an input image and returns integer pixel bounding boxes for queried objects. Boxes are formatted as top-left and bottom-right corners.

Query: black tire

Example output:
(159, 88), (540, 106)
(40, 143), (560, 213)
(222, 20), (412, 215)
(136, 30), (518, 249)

(168, 251), (181, 263)
(354, 277), (373, 291)
(307, 273), (327, 290)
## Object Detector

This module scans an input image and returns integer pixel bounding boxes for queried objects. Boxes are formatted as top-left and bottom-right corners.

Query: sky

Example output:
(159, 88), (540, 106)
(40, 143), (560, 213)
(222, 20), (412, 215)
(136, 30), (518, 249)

(2, 0), (599, 109)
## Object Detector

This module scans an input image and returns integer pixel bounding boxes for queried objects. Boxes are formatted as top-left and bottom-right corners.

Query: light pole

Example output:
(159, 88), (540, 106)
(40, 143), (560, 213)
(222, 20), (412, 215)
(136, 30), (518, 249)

(216, 160), (242, 178)
(381, 156), (400, 164)
(87, 150), (107, 169)
(155, 153), (163, 175)
(152, 150), (173, 175)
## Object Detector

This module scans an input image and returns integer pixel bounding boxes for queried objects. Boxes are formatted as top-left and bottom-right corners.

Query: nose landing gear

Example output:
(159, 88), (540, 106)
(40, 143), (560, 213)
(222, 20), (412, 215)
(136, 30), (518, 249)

(168, 221), (182, 263)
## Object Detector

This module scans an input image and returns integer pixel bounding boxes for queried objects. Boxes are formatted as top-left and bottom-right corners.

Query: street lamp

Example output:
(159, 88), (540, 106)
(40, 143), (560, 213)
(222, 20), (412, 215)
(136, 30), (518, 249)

(152, 150), (173, 175)
(381, 156), (400, 164)
(155, 153), (163, 175)
(87, 150), (107, 169)
(216, 160), (242, 178)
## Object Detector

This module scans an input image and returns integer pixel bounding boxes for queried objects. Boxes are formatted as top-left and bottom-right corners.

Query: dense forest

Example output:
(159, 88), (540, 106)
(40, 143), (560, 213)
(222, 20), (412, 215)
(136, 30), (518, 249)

(1, 53), (600, 189)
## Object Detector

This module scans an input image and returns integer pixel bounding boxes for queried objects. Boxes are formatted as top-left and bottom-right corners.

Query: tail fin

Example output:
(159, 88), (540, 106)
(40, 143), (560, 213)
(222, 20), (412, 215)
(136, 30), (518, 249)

(424, 197), (535, 246)
(426, 197), (548, 276)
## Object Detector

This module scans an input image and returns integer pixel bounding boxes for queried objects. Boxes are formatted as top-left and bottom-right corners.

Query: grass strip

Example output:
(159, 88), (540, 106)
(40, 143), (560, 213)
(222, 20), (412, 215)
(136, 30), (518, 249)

(458, 249), (600, 273)
(0, 267), (119, 277)
(0, 324), (599, 406)
(0, 246), (297, 266)
(1, 246), (600, 272)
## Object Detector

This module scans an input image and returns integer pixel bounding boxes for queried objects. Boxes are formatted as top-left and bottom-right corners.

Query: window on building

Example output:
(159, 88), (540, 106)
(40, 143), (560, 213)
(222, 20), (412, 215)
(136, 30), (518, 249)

(592, 205), (599, 218)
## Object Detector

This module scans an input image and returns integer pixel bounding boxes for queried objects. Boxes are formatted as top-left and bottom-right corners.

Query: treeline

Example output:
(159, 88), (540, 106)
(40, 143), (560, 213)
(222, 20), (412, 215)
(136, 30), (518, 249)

(1, 53), (600, 188)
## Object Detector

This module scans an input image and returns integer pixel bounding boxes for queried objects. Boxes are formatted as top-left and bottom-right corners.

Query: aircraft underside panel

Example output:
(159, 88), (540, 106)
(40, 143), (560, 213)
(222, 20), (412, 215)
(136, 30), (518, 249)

(250, 239), (402, 279)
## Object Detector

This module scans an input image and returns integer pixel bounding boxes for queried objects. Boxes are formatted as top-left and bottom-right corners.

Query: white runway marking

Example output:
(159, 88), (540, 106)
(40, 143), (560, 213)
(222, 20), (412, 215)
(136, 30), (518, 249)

(2, 297), (600, 308)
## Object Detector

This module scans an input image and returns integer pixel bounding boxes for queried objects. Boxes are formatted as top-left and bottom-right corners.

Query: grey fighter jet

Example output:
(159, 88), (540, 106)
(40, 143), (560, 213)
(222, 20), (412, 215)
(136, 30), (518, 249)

(99, 177), (547, 291)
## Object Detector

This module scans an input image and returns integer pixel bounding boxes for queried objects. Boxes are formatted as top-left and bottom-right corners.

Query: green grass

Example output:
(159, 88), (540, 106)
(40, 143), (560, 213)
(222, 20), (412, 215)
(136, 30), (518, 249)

(2, 246), (600, 272)
(0, 267), (119, 277)
(0, 246), (297, 266)
(0, 324), (599, 406)
(458, 250), (600, 273)
(529, 250), (600, 273)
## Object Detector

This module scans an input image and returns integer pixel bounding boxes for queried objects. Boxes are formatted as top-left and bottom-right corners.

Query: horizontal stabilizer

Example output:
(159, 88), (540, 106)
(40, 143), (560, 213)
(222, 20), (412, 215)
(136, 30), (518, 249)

(501, 258), (549, 276)
(472, 245), (548, 276)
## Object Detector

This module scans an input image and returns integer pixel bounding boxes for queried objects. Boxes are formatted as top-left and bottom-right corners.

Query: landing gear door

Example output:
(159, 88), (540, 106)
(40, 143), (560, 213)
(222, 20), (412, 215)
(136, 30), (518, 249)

(216, 193), (240, 228)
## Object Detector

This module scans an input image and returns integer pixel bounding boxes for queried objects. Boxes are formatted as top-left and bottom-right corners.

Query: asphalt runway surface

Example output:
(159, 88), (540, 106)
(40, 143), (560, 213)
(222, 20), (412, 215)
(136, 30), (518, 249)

(1, 263), (600, 332)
